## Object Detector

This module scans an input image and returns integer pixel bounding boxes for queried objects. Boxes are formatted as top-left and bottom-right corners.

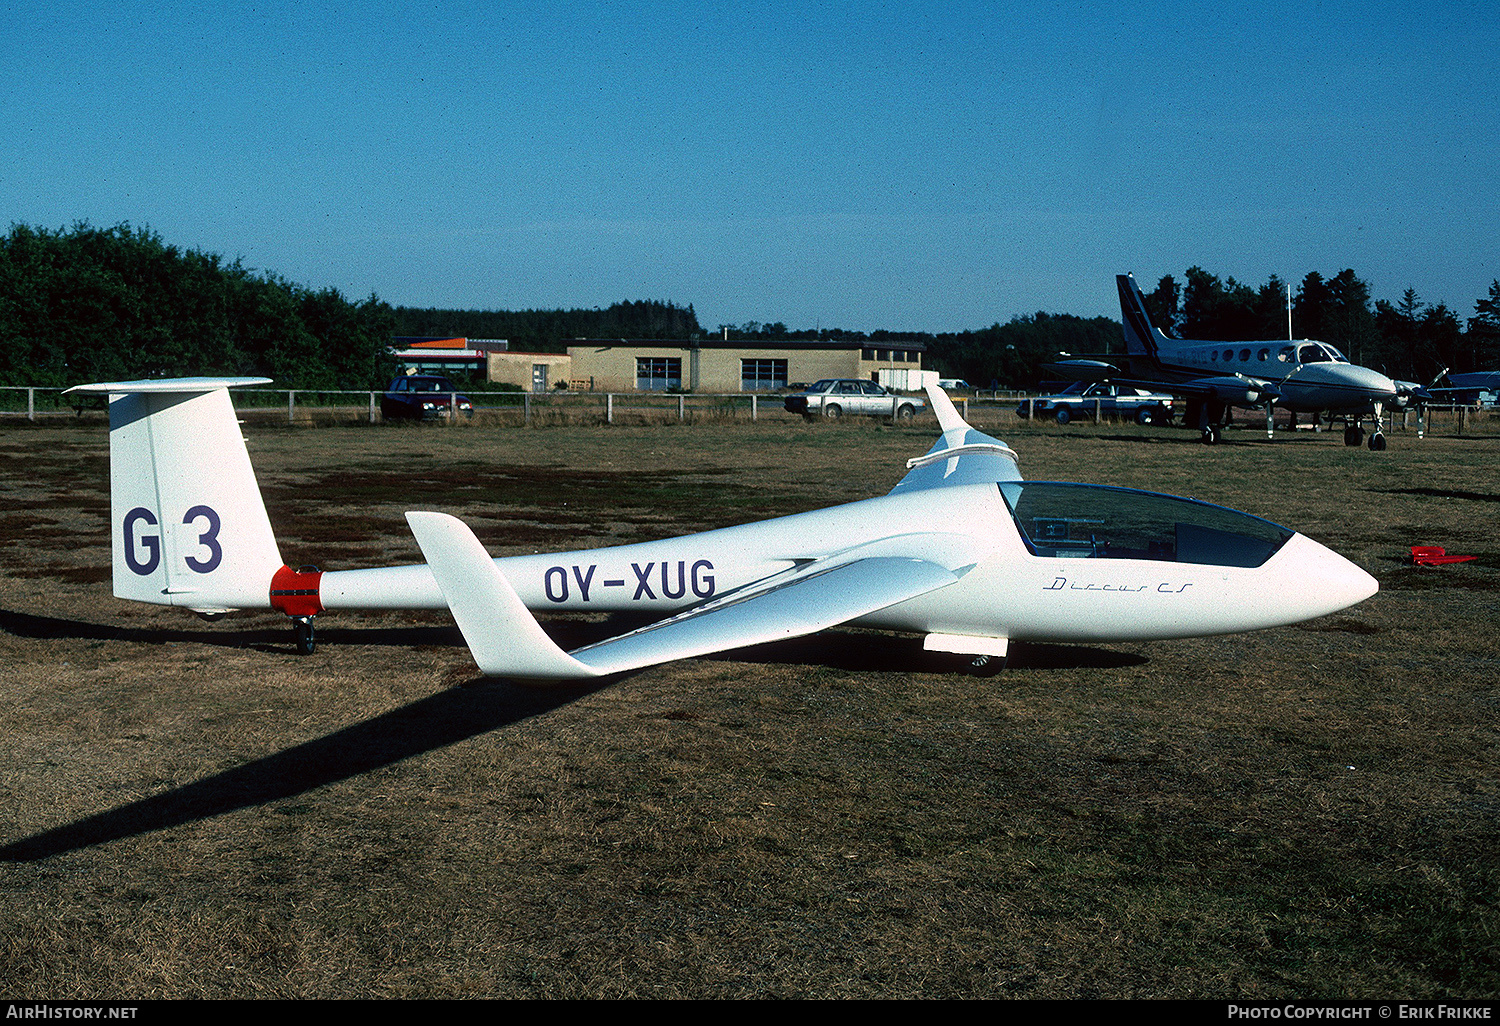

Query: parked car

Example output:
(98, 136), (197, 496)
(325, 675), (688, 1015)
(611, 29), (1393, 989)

(783, 378), (924, 420)
(938, 378), (971, 390)
(1017, 382), (1174, 425)
(381, 374), (474, 421)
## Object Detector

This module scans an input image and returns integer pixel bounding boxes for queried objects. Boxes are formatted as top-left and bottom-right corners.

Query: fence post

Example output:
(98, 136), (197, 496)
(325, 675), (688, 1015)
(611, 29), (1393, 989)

(28, 387), (35, 422)
(1094, 398), (1102, 423)
(524, 393), (532, 426)
(607, 393), (614, 424)
(678, 394), (685, 422)
(369, 392), (377, 424)
(287, 390), (295, 424)
(752, 394), (757, 422)
(962, 398), (968, 420)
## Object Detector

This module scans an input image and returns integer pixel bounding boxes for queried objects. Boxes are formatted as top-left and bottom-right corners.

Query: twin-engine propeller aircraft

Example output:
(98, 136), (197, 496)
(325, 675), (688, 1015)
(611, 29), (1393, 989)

(65, 377), (1378, 680)
(1048, 274), (1428, 450)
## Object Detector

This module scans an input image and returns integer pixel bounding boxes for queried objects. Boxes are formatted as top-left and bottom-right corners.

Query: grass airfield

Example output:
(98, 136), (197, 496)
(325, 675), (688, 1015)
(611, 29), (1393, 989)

(0, 411), (1496, 999)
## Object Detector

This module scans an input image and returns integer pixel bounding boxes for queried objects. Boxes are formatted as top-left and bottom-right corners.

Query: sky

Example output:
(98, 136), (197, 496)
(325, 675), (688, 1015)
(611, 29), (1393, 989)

(3, 0), (1497, 333)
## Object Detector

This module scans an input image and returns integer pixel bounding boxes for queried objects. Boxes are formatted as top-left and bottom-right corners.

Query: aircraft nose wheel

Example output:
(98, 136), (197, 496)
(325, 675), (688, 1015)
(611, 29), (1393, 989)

(1200, 425), (1220, 444)
(1368, 432), (1387, 451)
(293, 616), (316, 655)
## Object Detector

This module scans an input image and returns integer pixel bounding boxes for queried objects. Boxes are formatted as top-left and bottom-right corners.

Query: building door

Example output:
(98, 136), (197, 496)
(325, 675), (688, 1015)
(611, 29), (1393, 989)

(532, 364), (548, 393)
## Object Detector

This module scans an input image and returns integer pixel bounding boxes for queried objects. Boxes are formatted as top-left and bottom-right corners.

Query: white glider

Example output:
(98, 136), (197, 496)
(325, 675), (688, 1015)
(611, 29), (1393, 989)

(66, 377), (1378, 678)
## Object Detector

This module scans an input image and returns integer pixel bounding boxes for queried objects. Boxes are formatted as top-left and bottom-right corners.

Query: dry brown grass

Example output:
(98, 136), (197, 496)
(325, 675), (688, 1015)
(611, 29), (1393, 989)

(0, 413), (1496, 998)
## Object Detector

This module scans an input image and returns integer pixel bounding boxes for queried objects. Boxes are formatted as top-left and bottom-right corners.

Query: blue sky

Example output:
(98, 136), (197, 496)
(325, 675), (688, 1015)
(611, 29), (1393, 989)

(3, 1), (1497, 332)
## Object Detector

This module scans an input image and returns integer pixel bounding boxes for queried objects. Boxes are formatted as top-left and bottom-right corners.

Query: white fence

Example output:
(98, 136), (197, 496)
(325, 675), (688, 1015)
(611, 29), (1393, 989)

(3, 385), (1491, 434)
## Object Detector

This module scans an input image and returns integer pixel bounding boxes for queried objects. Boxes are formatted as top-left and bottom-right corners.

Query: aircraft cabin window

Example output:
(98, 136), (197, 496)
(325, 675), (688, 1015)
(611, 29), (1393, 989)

(1258, 348), (1269, 361)
(1278, 346), (1294, 363)
(997, 482), (1294, 568)
(1223, 350), (1234, 362)
(1239, 349), (1251, 361)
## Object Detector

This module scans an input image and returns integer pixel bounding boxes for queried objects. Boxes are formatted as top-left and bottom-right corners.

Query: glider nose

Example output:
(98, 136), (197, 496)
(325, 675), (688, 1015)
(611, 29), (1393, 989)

(1273, 534), (1379, 621)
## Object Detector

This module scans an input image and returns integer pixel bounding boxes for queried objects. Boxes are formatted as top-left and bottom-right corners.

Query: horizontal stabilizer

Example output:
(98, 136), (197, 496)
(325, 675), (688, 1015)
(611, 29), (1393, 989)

(65, 376), (272, 395)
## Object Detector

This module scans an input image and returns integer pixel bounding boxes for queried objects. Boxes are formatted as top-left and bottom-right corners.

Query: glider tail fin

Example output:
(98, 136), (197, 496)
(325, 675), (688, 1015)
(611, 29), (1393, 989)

(65, 378), (284, 613)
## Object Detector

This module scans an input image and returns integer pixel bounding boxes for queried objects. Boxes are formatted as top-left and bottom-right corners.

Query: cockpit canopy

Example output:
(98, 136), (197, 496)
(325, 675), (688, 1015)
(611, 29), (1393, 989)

(1277, 343), (1350, 365)
(998, 482), (1294, 568)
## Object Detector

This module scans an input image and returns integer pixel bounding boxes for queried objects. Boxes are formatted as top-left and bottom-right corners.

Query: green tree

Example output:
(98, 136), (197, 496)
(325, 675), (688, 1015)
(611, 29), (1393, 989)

(1144, 276), (1180, 336)
(1468, 280), (1500, 371)
(0, 221), (399, 388)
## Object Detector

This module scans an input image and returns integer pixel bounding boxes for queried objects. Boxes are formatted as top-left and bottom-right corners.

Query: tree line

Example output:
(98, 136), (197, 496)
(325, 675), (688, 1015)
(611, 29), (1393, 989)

(394, 300), (702, 352)
(0, 222), (397, 389)
(4, 222), (1497, 391)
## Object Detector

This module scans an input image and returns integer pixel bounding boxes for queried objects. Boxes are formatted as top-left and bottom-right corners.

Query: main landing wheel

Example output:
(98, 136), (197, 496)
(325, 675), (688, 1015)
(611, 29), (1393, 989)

(1344, 425), (1364, 447)
(294, 616), (316, 655)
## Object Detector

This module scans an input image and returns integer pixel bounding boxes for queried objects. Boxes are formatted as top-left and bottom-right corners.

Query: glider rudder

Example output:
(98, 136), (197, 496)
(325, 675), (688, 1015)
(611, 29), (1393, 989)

(66, 378), (284, 614)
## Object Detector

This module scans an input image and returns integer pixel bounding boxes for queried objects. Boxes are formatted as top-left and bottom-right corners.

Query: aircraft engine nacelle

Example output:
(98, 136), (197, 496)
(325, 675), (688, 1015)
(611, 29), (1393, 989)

(1200, 375), (1275, 406)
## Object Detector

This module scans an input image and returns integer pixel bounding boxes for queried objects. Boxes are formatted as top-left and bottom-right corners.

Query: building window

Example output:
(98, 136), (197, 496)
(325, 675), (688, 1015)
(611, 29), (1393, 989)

(636, 357), (682, 391)
(633, 360), (681, 393)
(740, 358), (788, 391)
(863, 348), (876, 361)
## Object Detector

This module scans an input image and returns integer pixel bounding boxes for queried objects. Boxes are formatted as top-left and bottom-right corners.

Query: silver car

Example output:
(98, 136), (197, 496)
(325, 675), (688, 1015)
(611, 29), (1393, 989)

(783, 378), (924, 420)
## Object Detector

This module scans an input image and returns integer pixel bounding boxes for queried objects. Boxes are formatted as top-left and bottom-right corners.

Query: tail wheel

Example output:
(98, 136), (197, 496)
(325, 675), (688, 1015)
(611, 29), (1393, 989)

(294, 616), (316, 655)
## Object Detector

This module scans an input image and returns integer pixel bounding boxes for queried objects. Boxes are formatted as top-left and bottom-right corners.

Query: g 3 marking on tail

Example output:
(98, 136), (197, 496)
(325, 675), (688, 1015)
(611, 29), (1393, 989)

(122, 504), (223, 576)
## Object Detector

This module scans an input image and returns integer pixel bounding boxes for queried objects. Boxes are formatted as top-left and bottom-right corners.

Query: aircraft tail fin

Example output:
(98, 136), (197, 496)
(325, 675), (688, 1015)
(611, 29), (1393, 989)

(65, 378), (283, 613)
(1116, 273), (1172, 365)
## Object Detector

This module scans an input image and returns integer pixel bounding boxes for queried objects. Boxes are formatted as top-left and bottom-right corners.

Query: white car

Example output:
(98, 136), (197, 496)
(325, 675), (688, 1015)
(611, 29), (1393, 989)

(783, 379), (924, 420)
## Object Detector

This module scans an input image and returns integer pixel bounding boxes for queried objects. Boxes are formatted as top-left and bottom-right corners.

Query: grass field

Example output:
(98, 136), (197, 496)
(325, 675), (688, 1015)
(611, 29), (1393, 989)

(0, 413), (1496, 998)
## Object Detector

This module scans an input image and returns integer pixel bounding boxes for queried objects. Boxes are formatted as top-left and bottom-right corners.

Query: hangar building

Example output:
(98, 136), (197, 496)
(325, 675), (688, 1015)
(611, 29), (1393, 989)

(488, 338), (926, 393)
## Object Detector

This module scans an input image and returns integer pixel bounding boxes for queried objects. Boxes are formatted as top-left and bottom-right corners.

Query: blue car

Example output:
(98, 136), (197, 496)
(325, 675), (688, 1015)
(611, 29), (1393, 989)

(1018, 382), (1174, 425)
(381, 375), (474, 421)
